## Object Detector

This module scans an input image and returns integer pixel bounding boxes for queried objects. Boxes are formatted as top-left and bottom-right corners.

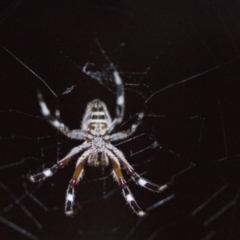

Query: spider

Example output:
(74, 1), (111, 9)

(28, 66), (168, 217)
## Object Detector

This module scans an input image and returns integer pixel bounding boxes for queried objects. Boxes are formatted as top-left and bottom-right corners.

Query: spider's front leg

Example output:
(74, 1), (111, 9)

(109, 145), (169, 192)
(125, 167), (169, 192)
(65, 149), (91, 216)
(28, 142), (90, 182)
(106, 149), (145, 216)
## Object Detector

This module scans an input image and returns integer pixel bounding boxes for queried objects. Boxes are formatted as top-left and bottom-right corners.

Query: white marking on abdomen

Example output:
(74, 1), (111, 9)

(91, 120), (107, 123)
(92, 112), (105, 115)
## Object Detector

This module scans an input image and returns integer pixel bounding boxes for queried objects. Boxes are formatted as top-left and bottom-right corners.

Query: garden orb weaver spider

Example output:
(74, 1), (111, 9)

(28, 66), (168, 217)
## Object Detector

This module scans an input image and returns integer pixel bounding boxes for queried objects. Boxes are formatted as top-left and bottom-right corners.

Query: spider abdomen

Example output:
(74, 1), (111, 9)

(82, 99), (112, 131)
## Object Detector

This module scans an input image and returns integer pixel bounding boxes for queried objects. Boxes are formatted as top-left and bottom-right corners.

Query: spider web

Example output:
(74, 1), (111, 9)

(0, 1), (240, 240)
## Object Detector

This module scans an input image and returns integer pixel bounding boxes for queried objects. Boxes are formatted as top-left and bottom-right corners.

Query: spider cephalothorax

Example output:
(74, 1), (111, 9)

(29, 68), (168, 216)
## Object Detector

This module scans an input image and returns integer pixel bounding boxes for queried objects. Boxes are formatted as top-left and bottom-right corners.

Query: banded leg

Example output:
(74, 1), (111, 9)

(108, 145), (169, 192)
(110, 112), (144, 141)
(38, 92), (69, 134)
(28, 143), (90, 182)
(108, 152), (145, 217)
(38, 92), (87, 140)
(109, 69), (125, 132)
(84, 42), (124, 131)
(126, 167), (169, 192)
(65, 149), (91, 216)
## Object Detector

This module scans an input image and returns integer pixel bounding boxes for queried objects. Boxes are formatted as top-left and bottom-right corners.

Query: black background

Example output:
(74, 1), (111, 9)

(0, 1), (240, 240)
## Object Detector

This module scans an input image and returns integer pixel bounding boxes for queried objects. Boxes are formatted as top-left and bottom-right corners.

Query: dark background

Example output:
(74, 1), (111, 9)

(0, 1), (240, 240)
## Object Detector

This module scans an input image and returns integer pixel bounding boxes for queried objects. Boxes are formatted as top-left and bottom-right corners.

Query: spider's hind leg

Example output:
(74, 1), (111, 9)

(37, 91), (70, 136)
(110, 112), (144, 141)
(109, 69), (125, 132)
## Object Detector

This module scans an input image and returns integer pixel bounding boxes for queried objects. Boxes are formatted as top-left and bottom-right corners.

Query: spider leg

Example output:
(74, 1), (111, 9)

(106, 149), (145, 216)
(28, 142), (90, 182)
(108, 144), (169, 192)
(110, 112), (144, 141)
(38, 92), (87, 140)
(109, 69), (125, 132)
(38, 91), (70, 134)
(65, 149), (91, 216)
(94, 42), (125, 131)
(125, 167), (169, 192)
